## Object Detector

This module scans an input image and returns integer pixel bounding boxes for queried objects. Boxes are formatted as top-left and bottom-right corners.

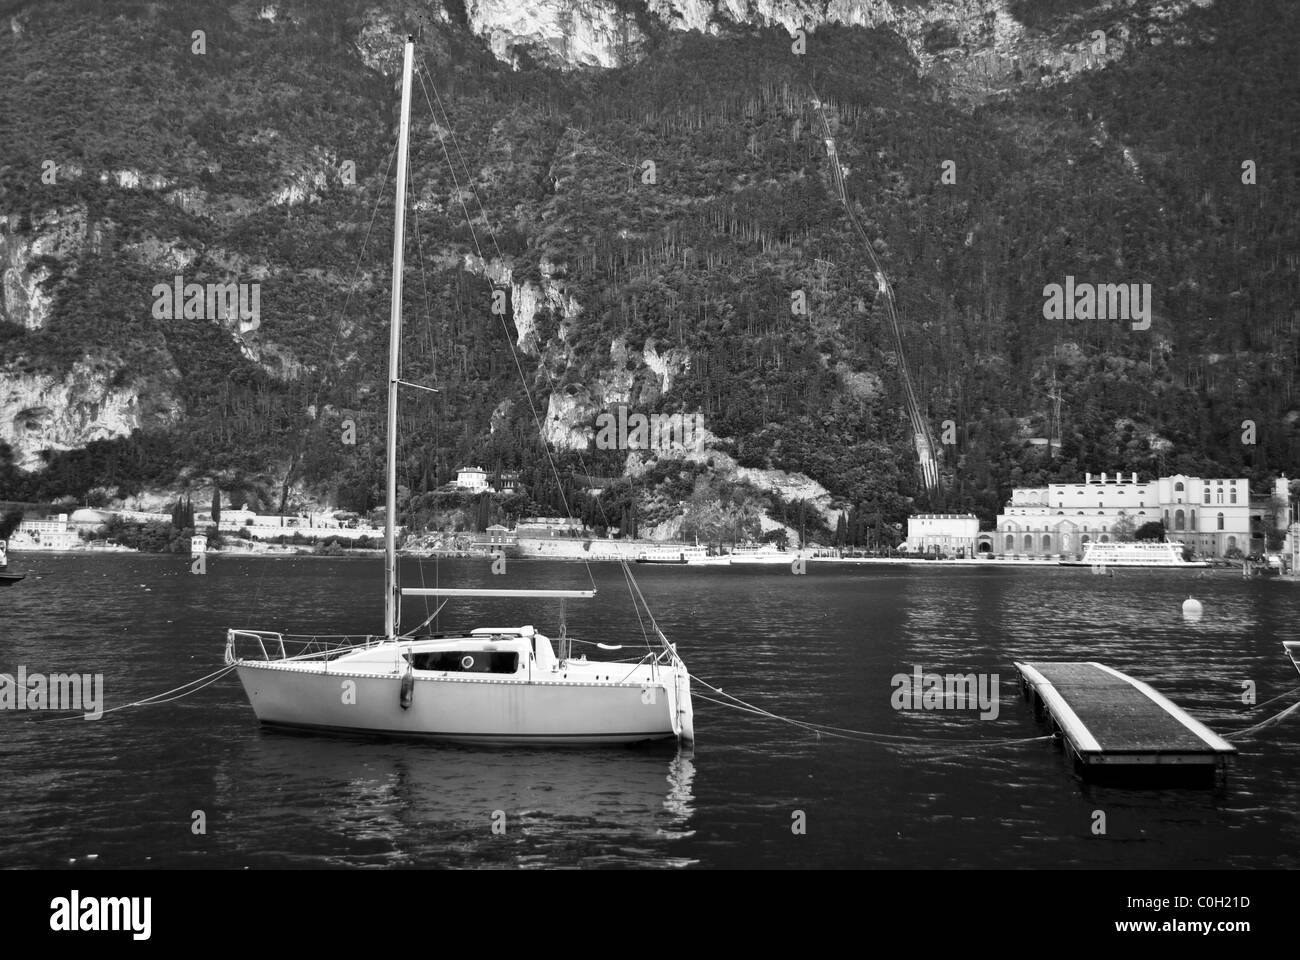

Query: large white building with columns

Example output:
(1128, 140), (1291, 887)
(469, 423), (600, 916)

(995, 472), (1287, 559)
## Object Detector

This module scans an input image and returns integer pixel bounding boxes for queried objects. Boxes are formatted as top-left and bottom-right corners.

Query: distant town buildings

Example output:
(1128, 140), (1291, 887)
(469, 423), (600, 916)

(995, 472), (1290, 558)
(8, 506), (393, 547)
(906, 514), (979, 555)
(7, 514), (80, 550)
(515, 516), (585, 537)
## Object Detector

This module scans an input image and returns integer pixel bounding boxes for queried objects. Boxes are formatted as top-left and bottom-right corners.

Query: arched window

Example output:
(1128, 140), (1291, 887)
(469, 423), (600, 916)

(1227, 535), (1237, 550)
(1042, 535), (1052, 551)
(1203, 489), (1210, 504)
(1175, 509), (1185, 530)
(1174, 481), (1184, 492)
(1004, 534), (1014, 551)
(1217, 513), (1224, 530)
(1100, 535), (1110, 543)
(1217, 491), (1223, 504)
(1024, 535), (1033, 551)
(1230, 491), (1237, 504)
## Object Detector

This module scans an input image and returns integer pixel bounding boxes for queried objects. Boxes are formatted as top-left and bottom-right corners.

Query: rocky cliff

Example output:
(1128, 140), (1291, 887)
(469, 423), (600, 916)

(2, 0), (1287, 543)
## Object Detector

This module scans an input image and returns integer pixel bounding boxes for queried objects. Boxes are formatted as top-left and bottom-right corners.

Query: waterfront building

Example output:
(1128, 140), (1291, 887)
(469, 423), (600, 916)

(8, 514), (81, 550)
(996, 472), (1288, 558)
(516, 516), (585, 537)
(905, 514), (979, 556)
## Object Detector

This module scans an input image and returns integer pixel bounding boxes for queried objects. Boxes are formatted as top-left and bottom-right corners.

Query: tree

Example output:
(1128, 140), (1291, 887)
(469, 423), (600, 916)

(212, 485), (221, 525)
(1134, 521), (1165, 542)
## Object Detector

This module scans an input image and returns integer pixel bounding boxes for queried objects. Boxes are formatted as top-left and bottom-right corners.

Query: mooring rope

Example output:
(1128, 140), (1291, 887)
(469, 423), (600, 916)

(1229, 696), (1300, 740)
(35, 665), (239, 723)
(1238, 682), (1300, 714)
(690, 674), (1053, 751)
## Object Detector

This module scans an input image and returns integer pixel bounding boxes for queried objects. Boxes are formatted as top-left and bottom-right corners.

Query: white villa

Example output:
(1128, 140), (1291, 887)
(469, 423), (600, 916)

(454, 466), (491, 493)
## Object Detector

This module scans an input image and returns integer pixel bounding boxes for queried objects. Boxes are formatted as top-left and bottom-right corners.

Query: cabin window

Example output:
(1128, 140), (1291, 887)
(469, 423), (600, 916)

(409, 651), (519, 673)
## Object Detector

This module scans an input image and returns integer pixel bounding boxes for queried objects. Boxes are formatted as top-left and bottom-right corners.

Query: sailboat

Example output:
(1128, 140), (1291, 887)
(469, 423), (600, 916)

(224, 38), (694, 747)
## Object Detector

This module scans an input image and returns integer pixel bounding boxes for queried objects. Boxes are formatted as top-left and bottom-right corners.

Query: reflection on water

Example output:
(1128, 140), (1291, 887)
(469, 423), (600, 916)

(1, 555), (1297, 867)
(210, 733), (697, 868)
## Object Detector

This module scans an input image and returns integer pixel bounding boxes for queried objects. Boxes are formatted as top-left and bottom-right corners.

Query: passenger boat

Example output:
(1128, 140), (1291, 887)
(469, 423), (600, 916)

(1059, 540), (1208, 568)
(224, 38), (693, 748)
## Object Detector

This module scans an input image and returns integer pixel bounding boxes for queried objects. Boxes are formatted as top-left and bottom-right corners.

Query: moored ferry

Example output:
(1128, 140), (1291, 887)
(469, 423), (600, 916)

(1060, 540), (1208, 568)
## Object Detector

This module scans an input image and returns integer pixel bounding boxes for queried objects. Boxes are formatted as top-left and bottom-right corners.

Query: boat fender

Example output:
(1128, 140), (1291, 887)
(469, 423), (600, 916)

(400, 667), (415, 710)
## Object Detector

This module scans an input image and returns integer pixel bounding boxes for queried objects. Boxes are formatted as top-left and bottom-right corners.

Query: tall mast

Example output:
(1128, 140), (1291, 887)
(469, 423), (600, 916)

(385, 37), (415, 640)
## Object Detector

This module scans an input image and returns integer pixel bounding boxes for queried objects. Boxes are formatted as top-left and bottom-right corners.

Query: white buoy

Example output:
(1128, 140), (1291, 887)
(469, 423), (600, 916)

(1182, 597), (1203, 621)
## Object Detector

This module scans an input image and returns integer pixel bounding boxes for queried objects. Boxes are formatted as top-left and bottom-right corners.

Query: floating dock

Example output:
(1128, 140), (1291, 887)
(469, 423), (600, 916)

(1013, 661), (1236, 783)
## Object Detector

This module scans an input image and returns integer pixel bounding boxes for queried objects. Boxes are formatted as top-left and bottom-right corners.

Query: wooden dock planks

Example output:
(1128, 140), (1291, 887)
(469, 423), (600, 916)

(1014, 661), (1235, 779)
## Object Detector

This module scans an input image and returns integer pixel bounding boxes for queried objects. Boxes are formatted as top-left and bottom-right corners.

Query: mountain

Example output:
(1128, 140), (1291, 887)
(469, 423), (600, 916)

(1, 0), (1296, 543)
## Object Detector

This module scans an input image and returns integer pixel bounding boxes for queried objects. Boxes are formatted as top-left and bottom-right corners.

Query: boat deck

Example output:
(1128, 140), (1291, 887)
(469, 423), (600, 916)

(1014, 661), (1235, 782)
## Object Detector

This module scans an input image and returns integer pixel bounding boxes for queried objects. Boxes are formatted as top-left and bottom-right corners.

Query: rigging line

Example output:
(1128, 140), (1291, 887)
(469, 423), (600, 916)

(415, 63), (601, 592)
(406, 198), (443, 625)
(423, 68), (644, 568)
(402, 600), (449, 637)
(618, 559), (654, 652)
(416, 61), (676, 632)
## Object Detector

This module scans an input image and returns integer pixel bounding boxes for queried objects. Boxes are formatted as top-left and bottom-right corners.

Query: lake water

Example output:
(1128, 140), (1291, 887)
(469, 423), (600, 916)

(2, 554), (1298, 868)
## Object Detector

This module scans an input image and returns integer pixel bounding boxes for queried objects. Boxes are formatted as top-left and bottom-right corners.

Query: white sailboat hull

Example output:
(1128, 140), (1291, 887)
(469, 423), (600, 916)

(233, 660), (692, 746)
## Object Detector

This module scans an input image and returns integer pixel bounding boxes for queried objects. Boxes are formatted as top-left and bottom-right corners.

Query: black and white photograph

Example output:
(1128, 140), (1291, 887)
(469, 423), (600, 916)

(0, 0), (1294, 930)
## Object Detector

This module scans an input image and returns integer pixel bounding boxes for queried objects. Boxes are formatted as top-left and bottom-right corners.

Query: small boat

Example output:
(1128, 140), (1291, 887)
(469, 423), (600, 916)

(1059, 540), (1208, 568)
(225, 37), (693, 748)
(635, 553), (688, 565)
